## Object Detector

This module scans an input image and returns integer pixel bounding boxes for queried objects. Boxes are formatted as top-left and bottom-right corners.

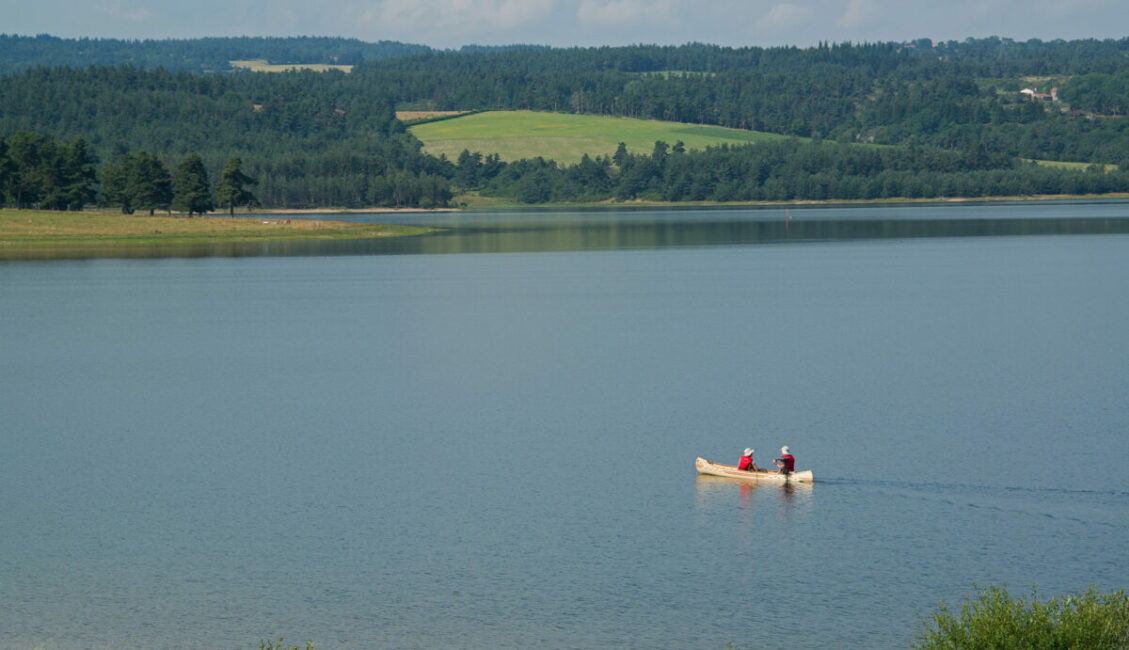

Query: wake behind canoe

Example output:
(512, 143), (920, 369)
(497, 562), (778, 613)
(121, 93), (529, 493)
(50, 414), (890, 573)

(695, 456), (814, 483)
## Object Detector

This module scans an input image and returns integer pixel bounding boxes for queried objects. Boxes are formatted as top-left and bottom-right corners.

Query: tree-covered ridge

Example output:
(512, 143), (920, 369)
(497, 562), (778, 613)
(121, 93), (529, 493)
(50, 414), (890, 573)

(0, 65), (452, 208)
(358, 38), (1129, 165)
(3, 127), (1125, 212)
(0, 34), (431, 73)
(5, 37), (1129, 210)
(9, 36), (1129, 167)
(464, 139), (1127, 204)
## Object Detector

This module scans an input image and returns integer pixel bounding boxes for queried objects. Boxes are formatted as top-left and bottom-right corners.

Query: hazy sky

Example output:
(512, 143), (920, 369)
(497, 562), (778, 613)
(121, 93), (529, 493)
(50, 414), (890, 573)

(4, 0), (1127, 49)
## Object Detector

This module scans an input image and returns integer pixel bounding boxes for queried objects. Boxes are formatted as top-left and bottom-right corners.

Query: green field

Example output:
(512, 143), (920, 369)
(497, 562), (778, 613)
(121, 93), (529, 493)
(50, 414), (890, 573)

(409, 110), (791, 164)
(230, 59), (353, 73)
(1024, 158), (1116, 172)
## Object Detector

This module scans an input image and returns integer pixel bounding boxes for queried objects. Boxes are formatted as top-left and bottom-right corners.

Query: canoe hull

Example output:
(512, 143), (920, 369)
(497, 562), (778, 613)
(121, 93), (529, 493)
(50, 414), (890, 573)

(695, 456), (814, 483)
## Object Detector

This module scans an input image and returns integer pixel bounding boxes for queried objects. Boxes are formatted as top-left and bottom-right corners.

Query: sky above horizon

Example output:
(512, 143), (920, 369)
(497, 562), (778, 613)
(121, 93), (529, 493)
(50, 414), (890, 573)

(4, 0), (1127, 50)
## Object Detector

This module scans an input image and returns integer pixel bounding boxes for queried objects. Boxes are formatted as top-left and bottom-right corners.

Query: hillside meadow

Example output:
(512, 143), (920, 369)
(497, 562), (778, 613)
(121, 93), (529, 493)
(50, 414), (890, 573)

(410, 110), (1099, 176)
(409, 110), (793, 164)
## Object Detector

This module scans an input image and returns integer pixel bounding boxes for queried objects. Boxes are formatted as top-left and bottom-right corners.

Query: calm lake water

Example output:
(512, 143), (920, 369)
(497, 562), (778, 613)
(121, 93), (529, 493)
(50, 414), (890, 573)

(2, 202), (1128, 649)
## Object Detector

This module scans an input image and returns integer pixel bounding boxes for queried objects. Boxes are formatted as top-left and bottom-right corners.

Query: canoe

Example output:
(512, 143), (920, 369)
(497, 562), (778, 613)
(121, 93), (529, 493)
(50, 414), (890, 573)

(695, 456), (814, 483)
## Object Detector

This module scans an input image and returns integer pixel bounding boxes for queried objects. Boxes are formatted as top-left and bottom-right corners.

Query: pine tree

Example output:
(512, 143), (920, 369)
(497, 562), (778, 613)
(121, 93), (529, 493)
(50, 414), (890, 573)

(612, 142), (629, 168)
(215, 157), (258, 217)
(100, 153), (136, 214)
(132, 152), (173, 215)
(7, 131), (45, 208)
(0, 136), (15, 205)
(59, 138), (98, 211)
(172, 154), (214, 217)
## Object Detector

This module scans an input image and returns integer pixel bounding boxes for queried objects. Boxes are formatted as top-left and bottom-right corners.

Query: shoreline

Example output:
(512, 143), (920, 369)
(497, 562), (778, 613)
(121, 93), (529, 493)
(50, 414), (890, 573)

(3, 191), (1127, 247)
(0, 209), (435, 256)
(520, 192), (1129, 209)
(257, 192), (1129, 213)
(257, 207), (462, 214)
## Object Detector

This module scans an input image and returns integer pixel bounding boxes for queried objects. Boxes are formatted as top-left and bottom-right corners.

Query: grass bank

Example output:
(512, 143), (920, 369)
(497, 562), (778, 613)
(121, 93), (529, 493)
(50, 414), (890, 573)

(409, 110), (792, 164)
(0, 209), (432, 253)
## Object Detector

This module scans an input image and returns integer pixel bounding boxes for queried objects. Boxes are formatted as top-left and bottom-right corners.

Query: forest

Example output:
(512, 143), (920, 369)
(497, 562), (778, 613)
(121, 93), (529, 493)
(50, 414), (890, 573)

(3, 35), (1129, 209)
(0, 34), (431, 73)
(456, 139), (1128, 204)
(0, 65), (454, 208)
(358, 38), (1129, 165)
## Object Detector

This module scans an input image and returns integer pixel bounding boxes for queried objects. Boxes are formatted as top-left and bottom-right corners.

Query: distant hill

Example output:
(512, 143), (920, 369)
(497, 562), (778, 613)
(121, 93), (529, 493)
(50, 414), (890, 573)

(0, 34), (432, 73)
(361, 38), (1129, 166)
(5, 36), (1129, 209)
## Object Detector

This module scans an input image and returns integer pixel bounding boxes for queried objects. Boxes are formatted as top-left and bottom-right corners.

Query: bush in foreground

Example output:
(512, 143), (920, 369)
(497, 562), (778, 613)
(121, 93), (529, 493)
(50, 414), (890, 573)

(914, 584), (1129, 649)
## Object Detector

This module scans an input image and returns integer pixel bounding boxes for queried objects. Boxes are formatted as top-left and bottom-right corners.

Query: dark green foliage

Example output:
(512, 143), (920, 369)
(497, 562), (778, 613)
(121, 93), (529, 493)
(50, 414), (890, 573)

(478, 139), (1129, 204)
(0, 131), (97, 209)
(357, 37), (1129, 166)
(130, 153), (174, 215)
(452, 149), (504, 192)
(101, 151), (173, 214)
(172, 154), (214, 216)
(913, 584), (1129, 649)
(0, 34), (430, 73)
(0, 65), (452, 208)
(1059, 72), (1129, 115)
(215, 157), (258, 216)
(56, 138), (99, 210)
(0, 136), (15, 201)
(7, 36), (1129, 206)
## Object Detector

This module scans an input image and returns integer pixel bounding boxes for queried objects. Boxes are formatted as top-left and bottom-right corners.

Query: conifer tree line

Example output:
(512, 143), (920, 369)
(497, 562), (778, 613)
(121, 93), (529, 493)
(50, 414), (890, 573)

(361, 38), (1129, 166)
(0, 131), (264, 215)
(0, 34), (431, 74)
(4, 36), (1129, 209)
(0, 131), (97, 210)
(458, 139), (1129, 204)
(0, 65), (453, 210)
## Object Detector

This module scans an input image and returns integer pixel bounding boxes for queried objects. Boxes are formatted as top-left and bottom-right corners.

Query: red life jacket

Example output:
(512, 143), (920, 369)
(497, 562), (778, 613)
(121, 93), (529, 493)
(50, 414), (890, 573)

(779, 454), (795, 472)
(738, 455), (754, 470)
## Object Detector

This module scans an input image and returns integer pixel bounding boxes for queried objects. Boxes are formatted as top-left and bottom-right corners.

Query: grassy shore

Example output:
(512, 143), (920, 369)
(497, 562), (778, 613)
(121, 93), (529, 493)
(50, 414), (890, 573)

(0, 209), (432, 250)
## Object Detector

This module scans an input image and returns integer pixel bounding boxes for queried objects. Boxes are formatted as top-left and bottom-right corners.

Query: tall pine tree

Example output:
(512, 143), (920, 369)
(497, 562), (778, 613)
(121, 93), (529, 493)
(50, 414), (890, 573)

(172, 154), (214, 217)
(133, 152), (173, 215)
(215, 157), (258, 217)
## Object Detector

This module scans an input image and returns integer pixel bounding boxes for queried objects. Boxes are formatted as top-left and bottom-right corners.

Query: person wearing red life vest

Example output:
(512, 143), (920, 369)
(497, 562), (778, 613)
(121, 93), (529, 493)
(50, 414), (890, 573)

(774, 446), (795, 474)
(737, 448), (760, 471)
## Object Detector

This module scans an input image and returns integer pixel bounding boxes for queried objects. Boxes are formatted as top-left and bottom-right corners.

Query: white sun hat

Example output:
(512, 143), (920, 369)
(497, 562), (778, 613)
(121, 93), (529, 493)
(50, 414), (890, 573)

(781, 446), (790, 454)
(744, 448), (754, 456)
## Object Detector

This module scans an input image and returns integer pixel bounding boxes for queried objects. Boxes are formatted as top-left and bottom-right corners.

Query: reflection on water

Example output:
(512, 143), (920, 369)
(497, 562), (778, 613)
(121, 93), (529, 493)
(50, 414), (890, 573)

(376, 214), (1129, 257)
(5, 201), (1129, 260)
(694, 474), (815, 508)
(694, 475), (815, 540)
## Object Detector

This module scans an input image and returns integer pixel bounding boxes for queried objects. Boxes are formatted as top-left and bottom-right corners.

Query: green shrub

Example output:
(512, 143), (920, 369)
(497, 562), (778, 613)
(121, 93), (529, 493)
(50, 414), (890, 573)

(914, 584), (1129, 649)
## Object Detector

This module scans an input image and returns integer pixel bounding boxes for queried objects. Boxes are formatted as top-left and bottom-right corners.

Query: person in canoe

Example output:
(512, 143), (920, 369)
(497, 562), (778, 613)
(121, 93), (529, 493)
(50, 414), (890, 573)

(738, 448), (761, 471)
(774, 446), (795, 474)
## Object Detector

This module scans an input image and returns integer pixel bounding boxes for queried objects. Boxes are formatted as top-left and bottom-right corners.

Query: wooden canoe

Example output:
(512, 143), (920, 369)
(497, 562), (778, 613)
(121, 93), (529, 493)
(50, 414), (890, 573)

(695, 456), (814, 483)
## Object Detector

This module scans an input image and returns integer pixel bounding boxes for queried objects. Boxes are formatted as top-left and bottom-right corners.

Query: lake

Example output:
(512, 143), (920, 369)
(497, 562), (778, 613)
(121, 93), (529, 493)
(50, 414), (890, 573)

(2, 201), (1128, 649)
